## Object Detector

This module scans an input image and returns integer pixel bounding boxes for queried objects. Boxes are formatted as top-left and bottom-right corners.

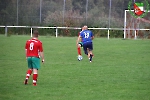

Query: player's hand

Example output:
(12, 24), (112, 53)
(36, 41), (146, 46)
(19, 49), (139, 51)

(42, 59), (44, 63)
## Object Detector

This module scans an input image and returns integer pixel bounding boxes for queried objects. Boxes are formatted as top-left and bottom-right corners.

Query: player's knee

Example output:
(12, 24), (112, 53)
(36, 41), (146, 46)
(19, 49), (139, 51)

(29, 68), (33, 71)
(78, 44), (81, 47)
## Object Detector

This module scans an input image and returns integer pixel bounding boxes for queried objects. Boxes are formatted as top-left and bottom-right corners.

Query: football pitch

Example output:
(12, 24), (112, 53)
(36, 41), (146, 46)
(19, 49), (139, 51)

(0, 35), (150, 100)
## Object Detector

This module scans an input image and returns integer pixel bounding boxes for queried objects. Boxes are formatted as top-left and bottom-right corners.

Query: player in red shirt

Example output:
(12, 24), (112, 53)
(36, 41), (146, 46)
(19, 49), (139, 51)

(76, 27), (84, 58)
(24, 30), (44, 86)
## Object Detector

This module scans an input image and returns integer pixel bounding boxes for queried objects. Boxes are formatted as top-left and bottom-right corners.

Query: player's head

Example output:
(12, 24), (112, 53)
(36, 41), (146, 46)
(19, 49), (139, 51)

(33, 30), (39, 38)
(83, 25), (88, 30)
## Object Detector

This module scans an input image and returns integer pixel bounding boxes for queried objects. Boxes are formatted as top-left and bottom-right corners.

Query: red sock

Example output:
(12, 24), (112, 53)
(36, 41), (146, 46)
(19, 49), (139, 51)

(77, 47), (81, 55)
(33, 74), (38, 85)
(25, 69), (32, 80)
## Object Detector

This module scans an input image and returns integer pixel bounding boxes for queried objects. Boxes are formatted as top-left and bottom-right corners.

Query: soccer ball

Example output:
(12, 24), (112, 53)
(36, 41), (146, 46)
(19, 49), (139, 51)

(78, 55), (83, 61)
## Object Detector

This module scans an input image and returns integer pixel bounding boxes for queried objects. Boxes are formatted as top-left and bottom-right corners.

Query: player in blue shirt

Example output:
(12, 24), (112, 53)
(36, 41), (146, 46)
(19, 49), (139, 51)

(77, 25), (94, 62)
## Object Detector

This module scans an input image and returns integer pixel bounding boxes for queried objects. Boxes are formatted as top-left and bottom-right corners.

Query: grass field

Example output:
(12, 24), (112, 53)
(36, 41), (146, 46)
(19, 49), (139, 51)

(0, 35), (150, 100)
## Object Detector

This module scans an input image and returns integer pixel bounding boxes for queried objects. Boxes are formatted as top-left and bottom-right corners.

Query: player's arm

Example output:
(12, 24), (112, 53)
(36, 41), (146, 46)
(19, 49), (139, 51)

(39, 42), (45, 63)
(39, 52), (44, 63)
(91, 36), (94, 40)
(91, 32), (94, 40)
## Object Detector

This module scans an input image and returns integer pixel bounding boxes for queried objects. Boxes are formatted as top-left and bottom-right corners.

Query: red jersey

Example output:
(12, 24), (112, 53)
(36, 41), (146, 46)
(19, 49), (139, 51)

(25, 38), (43, 58)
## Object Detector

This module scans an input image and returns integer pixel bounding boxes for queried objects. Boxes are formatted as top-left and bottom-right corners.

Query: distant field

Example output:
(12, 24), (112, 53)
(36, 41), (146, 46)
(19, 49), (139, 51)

(0, 35), (150, 100)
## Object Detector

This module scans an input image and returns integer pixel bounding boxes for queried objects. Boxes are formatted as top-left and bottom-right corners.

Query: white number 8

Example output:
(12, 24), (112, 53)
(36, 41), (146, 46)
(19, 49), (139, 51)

(29, 42), (34, 50)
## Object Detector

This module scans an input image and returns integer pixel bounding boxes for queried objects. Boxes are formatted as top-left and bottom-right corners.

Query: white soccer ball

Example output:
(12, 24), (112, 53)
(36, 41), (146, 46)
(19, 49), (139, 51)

(78, 55), (83, 61)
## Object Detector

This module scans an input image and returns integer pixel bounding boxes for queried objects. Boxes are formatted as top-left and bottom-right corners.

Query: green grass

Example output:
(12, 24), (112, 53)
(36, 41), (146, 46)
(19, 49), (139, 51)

(0, 35), (150, 100)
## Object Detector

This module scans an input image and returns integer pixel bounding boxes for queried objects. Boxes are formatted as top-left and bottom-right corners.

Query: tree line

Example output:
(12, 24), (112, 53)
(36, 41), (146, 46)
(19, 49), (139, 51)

(0, 0), (149, 38)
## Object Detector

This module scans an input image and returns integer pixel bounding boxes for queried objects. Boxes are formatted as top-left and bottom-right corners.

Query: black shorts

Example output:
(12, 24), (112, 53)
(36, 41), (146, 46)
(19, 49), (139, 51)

(83, 42), (93, 55)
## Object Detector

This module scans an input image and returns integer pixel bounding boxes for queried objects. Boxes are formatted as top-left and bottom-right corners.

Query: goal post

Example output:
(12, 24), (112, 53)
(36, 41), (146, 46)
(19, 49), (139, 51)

(124, 10), (150, 39)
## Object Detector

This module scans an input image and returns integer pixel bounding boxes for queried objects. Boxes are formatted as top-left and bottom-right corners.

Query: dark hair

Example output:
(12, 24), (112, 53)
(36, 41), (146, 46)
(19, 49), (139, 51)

(33, 30), (39, 37)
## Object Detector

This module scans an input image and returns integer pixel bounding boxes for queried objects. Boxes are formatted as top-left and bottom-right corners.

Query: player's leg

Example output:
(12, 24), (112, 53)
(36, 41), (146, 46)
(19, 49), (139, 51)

(83, 43), (88, 55)
(83, 43), (93, 62)
(87, 49), (94, 59)
(32, 57), (40, 86)
(88, 50), (93, 62)
(77, 42), (83, 56)
(87, 42), (93, 62)
(24, 69), (33, 84)
(87, 48), (90, 58)
(32, 68), (38, 86)
(24, 57), (33, 85)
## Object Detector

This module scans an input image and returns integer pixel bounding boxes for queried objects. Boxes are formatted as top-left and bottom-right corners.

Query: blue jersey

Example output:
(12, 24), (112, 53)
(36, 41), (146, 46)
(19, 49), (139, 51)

(80, 30), (93, 44)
